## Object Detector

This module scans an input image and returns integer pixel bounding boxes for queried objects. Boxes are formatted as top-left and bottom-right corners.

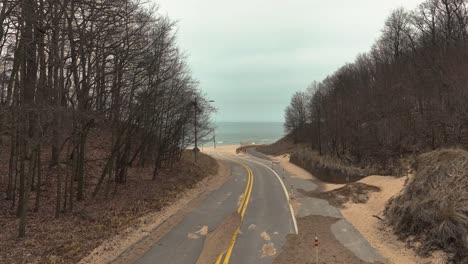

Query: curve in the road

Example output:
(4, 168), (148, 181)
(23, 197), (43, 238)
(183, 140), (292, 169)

(235, 156), (298, 235)
(216, 153), (298, 264)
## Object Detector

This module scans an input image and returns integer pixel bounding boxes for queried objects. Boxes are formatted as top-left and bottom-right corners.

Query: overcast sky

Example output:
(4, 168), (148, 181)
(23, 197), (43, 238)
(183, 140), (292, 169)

(155, 0), (424, 122)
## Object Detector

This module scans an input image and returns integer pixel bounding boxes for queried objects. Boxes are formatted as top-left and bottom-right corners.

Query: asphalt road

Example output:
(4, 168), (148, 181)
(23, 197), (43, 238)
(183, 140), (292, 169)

(222, 155), (296, 264)
(136, 152), (295, 264)
(245, 148), (384, 263)
(136, 149), (383, 264)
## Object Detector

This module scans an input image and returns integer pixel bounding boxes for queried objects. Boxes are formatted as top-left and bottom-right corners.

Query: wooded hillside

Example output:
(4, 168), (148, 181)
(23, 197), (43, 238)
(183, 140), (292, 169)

(0, 0), (214, 238)
(285, 0), (468, 169)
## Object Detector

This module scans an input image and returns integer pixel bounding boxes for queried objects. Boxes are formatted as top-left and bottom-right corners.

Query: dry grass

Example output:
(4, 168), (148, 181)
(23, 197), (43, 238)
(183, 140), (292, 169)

(259, 135), (409, 177)
(385, 149), (468, 263)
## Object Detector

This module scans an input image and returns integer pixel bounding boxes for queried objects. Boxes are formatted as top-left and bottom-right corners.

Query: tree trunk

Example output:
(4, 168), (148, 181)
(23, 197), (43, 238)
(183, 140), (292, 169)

(34, 148), (41, 212)
(18, 0), (38, 238)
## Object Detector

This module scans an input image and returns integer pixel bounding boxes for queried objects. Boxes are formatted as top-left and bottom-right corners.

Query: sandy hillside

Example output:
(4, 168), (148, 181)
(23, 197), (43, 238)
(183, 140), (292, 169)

(342, 176), (447, 264)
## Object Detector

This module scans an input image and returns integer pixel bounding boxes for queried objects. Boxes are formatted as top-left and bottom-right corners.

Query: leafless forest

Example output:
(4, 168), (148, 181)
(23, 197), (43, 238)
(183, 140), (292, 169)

(0, 0), (213, 238)
(285, 0), (468, 169)
(282, 1), (468, 261)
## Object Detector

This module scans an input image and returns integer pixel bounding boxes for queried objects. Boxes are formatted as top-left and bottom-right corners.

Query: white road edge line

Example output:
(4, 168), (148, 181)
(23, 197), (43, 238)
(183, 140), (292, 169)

(235, 156), (299, 234)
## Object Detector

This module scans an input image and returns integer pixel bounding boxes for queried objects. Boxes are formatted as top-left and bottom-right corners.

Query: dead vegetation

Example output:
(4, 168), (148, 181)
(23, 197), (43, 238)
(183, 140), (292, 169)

(289, 148), (377, 184)
(0, 131), (218, 263)
(0, 0), (216, 242)
(385, 149), (468, 263)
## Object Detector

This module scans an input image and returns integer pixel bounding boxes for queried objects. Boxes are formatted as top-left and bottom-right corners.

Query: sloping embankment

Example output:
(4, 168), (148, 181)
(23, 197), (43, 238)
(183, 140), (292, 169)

(0, 143), (219, 263)
(385, 149), (468, 263)
(289, 149), (368, 184)
(257, 136), (371, 184)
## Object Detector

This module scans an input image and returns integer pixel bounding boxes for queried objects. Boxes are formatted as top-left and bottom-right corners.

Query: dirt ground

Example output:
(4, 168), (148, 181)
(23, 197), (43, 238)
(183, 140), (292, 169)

(275, 215), (376, 264)
(0, 129), (220, 264)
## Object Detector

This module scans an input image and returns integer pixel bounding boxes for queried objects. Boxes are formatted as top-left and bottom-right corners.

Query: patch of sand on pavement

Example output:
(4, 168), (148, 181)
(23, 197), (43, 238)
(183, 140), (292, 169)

(262, 243), (277, 257)
(237, 193), (244, 207)
(188, 226), (209, 239)
(198, 226), (209, 236)
(196, 212), (241, 264)
(80, 160), (230, 264)
(271, 154), (344, 191)
(187, 233), (200, 239)
(341, 175), (447, 264)
(260, 231), (271, 241)
(261, 231), (277, 258)
(290, 199), (301, 218)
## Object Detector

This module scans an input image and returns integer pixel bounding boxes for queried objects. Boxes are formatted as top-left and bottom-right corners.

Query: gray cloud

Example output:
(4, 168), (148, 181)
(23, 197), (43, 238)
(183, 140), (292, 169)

(155, 0), (424, 122)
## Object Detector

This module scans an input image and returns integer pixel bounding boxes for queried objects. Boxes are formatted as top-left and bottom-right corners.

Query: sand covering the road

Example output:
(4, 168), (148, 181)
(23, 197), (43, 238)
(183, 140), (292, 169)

(196, 212), (241, 264)
(80, 161), (230, 264)
(275, 215), (370, 264)
(271, 154), (374, 263)
(270, 153), (447, 263)
(311, 182), (381, 207)
(341, 176), (447, 264)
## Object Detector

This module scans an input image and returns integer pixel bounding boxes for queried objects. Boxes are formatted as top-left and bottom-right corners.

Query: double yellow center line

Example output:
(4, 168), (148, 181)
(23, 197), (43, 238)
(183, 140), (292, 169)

(237, 163), (253, 218)
(215, 160), (254, 264)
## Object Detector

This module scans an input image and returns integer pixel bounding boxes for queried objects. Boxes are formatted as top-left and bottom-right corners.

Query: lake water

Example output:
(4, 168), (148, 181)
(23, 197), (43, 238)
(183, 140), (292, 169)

(201, 122), (285, 147)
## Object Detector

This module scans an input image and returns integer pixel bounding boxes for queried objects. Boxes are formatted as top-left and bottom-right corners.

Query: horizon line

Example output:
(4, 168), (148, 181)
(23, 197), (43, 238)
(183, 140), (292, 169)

(215, 121), (284, 123)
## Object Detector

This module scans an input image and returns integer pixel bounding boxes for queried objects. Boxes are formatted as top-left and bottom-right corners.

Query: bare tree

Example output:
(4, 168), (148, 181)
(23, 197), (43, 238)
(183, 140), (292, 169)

(285, 1), (468, 171)
(0, 0), (214, 237)
(284, 91), (309, 142)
